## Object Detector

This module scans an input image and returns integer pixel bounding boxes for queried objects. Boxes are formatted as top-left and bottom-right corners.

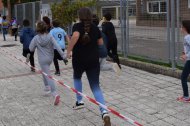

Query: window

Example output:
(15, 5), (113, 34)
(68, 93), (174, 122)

(188, 0), (190, 8)
(147, 1), (167, 14)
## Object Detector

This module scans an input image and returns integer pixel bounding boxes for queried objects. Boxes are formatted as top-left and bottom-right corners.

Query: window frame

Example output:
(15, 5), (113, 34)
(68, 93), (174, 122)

(147, 1), (167, 14)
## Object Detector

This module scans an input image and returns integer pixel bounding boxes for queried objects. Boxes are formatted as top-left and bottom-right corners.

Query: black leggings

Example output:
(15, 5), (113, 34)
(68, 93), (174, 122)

(23, 49), (35, 68)
(107, 40), (121, 69)
(12, 28), (18, 40)
(53, 49), (65, 72)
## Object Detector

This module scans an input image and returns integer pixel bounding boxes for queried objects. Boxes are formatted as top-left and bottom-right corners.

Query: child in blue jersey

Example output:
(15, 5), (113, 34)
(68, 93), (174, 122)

(50, 19), (70, 76)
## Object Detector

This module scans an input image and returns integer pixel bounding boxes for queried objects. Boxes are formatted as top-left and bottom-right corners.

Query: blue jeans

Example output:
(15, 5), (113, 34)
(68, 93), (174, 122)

(73, 66), (107, 114)
(181, 60), (190, 97)
(2, 28), (7, 41)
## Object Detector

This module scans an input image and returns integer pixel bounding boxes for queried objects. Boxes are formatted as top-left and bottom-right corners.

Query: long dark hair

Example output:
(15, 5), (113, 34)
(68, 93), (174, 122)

(78, 7), (92, 44)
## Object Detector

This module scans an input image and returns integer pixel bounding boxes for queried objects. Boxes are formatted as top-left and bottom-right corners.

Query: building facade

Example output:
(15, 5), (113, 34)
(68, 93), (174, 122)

(136, 0), (190, 27)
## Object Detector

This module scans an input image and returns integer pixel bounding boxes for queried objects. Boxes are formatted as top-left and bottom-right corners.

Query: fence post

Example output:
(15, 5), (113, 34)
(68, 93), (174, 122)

(171, 0), (176, 69)
(32, 2), (36, 30)
(167, 0), (171, 64)
(176, 0), (180, 65)
(22, 4), (26, 21)
(126, 0), (129, 57)
(123, 0), (127, 57)
(120, 0), (124, 55)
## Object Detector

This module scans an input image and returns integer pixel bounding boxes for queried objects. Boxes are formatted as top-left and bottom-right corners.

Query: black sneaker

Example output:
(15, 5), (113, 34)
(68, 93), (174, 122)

(55, 71), (60, 76)
(31, 68), (35, 72)
(63, 59), (68, 65)
(102, 113), (111, 126)
(73, 101), (84, 110)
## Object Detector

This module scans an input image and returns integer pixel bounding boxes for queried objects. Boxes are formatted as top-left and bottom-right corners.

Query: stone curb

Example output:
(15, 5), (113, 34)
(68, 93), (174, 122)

(120, 57), (185, 80)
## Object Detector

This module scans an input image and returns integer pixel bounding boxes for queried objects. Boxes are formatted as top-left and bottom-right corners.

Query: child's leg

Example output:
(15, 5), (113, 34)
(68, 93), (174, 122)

(30, 52), (35, 69)
(100, 58), (112, 71)
(111, 41), (121, 69)
(53, 57), (59, 72)
(181, 60), (190, 97)
(53, 50), (60, 72)
(74, 78), (83, 103)
(86, 66), (107, 114)
(3, 28), (6, 41)
(73, 68), (84, 103)
(40, 64), (57, 95)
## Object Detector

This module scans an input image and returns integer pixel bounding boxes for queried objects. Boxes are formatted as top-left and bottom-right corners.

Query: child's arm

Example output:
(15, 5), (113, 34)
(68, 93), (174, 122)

(51, 36), (66, 60)
(67, 31), (79, 58)
(29, 37), (37, 52)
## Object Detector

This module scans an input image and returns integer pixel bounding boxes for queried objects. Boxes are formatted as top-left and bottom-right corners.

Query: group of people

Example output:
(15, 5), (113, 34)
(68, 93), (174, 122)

(0, 14), (19, 41)
(18, 7), (123, 126)
(1, 6), (190, 126)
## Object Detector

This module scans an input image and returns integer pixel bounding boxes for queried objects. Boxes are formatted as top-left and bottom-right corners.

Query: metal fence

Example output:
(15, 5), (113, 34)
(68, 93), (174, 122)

(13, 0), (190, 69)
(97, 0), (190, 69)
(14, 1), (41, 30)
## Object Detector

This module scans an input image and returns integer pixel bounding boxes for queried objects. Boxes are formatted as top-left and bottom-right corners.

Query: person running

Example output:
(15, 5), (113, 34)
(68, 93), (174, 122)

(177, 20), (190, 102)
(102, 12), (121, 69)
(92, 14), (121, 75)
(20, 19), (35, 72)
(2, 16), (9, 41)
(10, 17), (19, 41)
(67, 8), (111, 126)
(42, 16), (51, 33)
(50, 19), (69, 76)
(29, 21), (67, 105)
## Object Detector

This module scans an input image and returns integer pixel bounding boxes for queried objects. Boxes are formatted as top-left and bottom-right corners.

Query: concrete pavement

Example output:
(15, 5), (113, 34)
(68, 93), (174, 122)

(0, 36), (190, 126)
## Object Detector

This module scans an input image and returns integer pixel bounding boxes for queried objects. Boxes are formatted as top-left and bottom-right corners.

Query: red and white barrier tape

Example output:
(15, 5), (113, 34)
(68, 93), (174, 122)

(1, 49), (142, 126)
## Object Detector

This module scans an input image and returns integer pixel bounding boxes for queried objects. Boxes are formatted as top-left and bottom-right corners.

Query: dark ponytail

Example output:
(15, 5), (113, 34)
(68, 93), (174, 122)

(78, 8), (92, 45)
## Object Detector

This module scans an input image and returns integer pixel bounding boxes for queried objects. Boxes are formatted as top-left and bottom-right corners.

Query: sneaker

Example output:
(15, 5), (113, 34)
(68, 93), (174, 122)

(112, 63), (121, 75)
(63, 59), (68, 65)
(31, 68), (35, 72)
(73, 101), (84, 110)
(44, 86), (51, 96)
(54, 95), (60, 106)
(55, 71), (60, 76)
(177, 96), (190, 103)
(102, 113), (111, 126)
(26, 53), (30, 63)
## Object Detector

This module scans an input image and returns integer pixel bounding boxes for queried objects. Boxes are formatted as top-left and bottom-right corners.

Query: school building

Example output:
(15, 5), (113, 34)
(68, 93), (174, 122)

(136, 0), (190, 27)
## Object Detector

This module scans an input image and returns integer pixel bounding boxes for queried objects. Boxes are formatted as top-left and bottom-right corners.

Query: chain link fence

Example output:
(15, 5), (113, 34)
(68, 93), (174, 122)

(97, 0), (190, 69)
(13, 0), (190, 69)
(14, 1), (41, 30)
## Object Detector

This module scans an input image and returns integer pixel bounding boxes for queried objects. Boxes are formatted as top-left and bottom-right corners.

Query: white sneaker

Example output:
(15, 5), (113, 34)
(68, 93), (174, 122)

(26, 53), (30, 63)
(44, 86), (51, 96)
(112, 63), (121, 75)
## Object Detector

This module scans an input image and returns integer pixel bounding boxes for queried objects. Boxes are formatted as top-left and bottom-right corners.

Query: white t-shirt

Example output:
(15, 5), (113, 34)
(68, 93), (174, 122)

(0, 17), (2, 25)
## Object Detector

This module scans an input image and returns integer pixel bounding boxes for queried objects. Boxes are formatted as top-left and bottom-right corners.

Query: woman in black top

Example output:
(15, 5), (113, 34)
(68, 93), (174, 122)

(102, 12), (121, 69)
(67, 8), (111, 126)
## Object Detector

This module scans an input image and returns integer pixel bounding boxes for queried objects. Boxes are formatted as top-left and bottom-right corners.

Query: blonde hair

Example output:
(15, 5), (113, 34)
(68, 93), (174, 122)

(36, 21), (47, 34)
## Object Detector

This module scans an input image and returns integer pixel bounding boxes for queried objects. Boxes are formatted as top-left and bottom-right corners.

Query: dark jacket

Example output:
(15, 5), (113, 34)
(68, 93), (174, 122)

(20, 27), (35, 49)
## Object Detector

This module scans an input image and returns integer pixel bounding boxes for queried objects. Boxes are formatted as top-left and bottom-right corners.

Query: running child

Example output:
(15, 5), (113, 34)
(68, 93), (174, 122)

(2, 16), (9, 41)
(177, 20), (190, 102)
(50, 19), (70, 76)
(29, 21), (67, 105)
(20, 19), (35, 72)
(92, 14), (121, 75)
